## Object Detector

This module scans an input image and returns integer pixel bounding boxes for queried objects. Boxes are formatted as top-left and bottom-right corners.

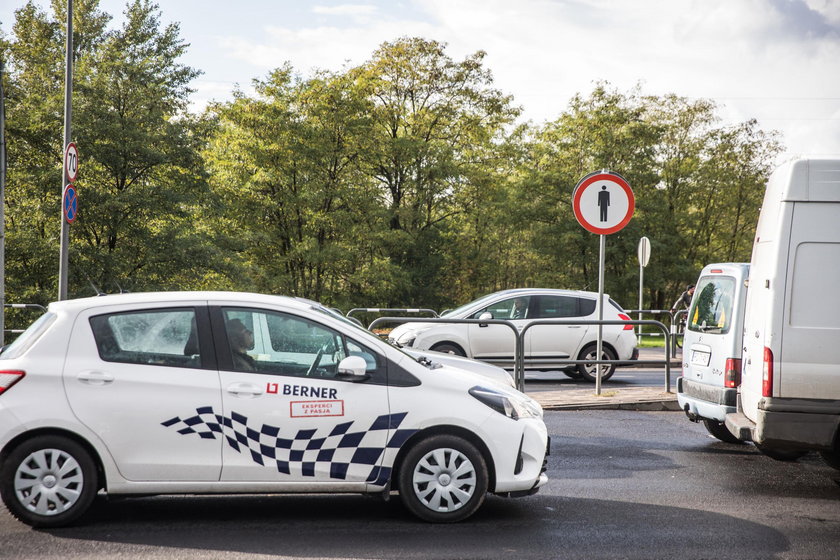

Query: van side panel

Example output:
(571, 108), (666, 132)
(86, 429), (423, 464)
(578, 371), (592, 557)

(781, 204), (840, 399)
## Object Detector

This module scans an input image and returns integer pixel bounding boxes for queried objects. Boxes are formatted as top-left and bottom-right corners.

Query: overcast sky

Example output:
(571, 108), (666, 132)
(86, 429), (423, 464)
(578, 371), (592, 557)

(3, 0), (839, 164)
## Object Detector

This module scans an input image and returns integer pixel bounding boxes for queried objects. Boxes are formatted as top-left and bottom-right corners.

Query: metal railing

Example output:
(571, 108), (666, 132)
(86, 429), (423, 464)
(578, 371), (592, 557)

(3, 303), (47, 338)
(627, 308), (687, 355)
(347, 307), (439, 329)
(368, 316), (673, 394)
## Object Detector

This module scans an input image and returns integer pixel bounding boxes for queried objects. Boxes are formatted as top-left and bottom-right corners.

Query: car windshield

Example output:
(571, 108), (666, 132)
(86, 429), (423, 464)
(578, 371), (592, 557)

(440, 292), (511, 318)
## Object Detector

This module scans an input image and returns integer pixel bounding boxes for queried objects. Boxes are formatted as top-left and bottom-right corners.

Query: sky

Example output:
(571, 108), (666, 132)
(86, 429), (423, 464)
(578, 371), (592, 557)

(2, 0), (840, 164)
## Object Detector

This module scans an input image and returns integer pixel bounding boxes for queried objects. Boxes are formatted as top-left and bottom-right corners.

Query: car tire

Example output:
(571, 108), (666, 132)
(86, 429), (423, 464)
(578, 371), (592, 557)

(0, 435), (98, 528)
(702, 419), (743, 444)
(562, 368), (583, 380)
(430, 342), (466, 357)
(819, 449), (840, 471)
(754, 443), (808, 462)
(398, 434), (488, 523)
(576, 344), (617, 382)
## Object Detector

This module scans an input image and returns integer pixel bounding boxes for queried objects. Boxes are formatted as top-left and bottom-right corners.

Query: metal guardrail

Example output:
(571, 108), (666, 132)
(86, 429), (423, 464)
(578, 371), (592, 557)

(368, 316), (673, 394)
(627, 308), (687, 355)
(3, 303), (47, 337)
(347, 308), (439, 329)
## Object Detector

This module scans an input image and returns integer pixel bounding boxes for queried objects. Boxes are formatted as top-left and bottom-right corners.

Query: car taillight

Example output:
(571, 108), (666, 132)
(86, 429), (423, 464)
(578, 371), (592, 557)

(762, 347), (773, 397)
(617, 313), (634, 330)
(724, 358), (741, 388)
(0, 370), (25, 395)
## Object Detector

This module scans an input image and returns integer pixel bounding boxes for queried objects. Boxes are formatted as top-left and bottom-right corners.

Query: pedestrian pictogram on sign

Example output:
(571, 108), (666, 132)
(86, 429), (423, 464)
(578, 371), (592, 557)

(572, 171), (634, 235)
(63, 185), (78, 224)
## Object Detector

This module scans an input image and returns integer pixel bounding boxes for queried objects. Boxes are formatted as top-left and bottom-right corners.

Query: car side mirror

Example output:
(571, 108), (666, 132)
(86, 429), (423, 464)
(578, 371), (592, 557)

(478, 311), (492, 327)
(337, 355), (369, 380)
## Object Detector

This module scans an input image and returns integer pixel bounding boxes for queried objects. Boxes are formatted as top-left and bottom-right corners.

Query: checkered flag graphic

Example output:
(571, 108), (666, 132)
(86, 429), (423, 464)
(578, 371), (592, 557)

(162, 407), (417, 484)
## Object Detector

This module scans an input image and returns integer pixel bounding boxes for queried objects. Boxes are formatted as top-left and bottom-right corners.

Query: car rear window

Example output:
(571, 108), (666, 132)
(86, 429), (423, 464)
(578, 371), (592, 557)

(688, 276), (736, 334)
(0, 312), (57, 360)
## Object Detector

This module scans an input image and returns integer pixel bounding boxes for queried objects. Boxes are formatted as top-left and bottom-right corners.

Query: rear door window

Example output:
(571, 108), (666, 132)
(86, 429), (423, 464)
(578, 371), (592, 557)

(89, 308), (202, 368)
(688, 277), (736, 334)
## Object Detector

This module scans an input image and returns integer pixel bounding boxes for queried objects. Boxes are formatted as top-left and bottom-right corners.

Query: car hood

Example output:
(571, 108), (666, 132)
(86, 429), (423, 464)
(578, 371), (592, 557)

(403, 348), (514, 388)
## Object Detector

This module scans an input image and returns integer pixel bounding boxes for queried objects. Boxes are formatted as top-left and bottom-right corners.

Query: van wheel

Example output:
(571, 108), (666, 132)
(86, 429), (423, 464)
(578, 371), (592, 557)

(577, 345), (617, 382)
(819, 450), (840, 471)
(0, 435), (98, 528)
(398, 435), (488, 523)
(430, 342), (466, 357)
(702, 419), (743, 444)
(754, 443), (807, 462)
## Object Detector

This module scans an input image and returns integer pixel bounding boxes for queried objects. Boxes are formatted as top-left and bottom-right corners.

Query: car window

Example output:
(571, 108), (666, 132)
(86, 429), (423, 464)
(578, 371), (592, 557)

(534, 295), (580, 318)
(0, 312), (56, 360)
(221, 307), (381, 379)
(688, 276), (736, 334)
(89, 308), (201, 368)
(473, 296), (531, 320)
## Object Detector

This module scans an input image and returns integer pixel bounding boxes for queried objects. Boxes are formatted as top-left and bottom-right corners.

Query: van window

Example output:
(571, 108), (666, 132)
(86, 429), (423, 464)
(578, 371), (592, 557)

(687, 277), (736, 334)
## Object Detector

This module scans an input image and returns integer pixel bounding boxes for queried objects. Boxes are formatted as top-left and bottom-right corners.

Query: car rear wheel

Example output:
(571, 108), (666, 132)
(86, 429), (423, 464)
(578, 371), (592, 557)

(398, 434), (488, 523)
(754, 443), (808, 462)
(703, 419), (743, 444)
(430, 342), (466, 357)
(0, 435), (98, 528)
(576, 344), (617, 382)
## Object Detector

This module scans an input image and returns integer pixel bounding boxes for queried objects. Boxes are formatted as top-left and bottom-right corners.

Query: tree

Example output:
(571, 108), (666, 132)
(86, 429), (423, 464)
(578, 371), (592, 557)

(3, 0), (223, 305)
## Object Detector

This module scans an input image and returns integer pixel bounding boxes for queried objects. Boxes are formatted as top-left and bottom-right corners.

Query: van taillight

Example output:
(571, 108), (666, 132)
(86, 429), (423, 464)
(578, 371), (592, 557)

(0, 370), (25, 395)
(762, 347), (773, 397)
(617, 313), (634, 330)
(724, 358), (741, 388)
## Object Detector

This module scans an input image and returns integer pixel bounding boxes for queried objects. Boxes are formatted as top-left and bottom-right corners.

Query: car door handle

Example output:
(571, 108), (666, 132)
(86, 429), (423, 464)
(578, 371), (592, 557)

(226, 382), (264, 397)
(568, 326), (582, 329)
(77, 370), (115, 385)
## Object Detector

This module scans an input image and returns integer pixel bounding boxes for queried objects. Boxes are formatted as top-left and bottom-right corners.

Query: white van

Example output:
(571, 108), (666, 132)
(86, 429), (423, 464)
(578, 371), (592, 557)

(677, 263), (750, 443)
(725, 158), (840, 467)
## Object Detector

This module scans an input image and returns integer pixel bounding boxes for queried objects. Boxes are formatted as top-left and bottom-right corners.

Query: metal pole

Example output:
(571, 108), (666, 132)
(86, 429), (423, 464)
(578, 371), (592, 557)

(58, 0), (73, 301)
(637, 263), (643, 345)
(596, 233), (605, 395)
(0, 56), (6, 345)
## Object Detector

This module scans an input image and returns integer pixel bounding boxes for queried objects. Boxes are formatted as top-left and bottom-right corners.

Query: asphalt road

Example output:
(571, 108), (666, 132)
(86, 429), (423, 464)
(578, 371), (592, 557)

(2, 410), (838, 560)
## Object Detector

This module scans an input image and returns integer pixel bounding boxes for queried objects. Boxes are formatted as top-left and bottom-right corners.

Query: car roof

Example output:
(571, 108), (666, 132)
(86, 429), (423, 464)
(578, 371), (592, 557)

(483, 288), (608, 299)
(47, 291), (310, 314)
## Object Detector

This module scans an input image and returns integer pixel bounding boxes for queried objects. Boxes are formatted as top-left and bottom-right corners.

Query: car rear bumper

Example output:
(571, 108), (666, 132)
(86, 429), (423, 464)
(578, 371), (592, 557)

(676, 377), (737, 422)
(726, 396), (840, 450)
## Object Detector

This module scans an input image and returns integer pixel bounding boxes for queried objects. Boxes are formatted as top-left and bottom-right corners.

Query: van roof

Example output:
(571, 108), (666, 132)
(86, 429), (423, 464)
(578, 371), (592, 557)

(778, 159), (840, 202)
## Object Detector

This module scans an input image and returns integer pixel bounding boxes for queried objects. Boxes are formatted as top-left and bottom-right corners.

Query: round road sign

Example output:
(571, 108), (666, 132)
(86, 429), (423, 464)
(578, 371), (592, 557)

(63, 185), (78, 223)
(572, 171), (634, 235)
(64, 142), (79, 184)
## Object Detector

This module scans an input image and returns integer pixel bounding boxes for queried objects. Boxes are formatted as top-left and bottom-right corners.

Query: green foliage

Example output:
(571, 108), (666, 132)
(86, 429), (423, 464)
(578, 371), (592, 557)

(1, 3), (783, 318)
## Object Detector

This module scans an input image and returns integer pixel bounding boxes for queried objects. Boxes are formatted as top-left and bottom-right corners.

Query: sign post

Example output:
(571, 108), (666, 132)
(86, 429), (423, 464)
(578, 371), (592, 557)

(573, 170), (634, 395)
(58, 0), (74, 301)
(637, 236), (651, 344)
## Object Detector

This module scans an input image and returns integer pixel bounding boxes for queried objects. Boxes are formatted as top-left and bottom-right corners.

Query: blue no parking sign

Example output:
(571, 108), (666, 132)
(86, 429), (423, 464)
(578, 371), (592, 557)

(63, 185), (78, 223)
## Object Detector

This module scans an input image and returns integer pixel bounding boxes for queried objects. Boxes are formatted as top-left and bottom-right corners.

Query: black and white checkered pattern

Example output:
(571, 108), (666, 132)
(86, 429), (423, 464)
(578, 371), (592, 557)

(162, 407), (417, 485)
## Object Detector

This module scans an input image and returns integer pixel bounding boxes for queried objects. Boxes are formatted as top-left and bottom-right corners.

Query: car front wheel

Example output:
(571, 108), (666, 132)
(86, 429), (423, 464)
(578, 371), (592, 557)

(576, 344), (617, 382)
(398, 434), (488, 523)
(0, 435), (98, 528)
(430, 342), (466, 357)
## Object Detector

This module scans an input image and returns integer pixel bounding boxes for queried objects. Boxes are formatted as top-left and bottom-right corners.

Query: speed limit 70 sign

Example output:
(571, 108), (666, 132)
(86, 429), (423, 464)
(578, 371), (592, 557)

(64, 142), (79, 184)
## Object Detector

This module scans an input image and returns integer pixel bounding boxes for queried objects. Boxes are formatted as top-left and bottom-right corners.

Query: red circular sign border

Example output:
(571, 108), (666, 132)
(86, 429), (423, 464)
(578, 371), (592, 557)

(64, 142), (79, 184)
(572, 172), (635, 235)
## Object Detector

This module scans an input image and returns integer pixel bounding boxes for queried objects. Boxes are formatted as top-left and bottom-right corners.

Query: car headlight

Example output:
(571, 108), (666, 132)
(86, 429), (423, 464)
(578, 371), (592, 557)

(469, 386), (542, 420)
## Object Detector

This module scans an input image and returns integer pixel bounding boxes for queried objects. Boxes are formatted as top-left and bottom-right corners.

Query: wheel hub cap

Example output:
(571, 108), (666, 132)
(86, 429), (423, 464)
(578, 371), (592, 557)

(42, 475), (57, 489)
(412, 447), (477, 513)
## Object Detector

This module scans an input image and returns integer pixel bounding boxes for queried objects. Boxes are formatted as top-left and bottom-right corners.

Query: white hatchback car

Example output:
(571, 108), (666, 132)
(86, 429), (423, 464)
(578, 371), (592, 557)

(0, 292), (548, 527)
(389, 289), (638, 382)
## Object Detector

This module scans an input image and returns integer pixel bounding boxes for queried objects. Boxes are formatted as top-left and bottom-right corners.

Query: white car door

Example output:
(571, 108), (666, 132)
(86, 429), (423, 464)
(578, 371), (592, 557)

(467, 296), (532, 365)
(211, 306), (393, 486)
(63, 303), (223, 482)
(527, 295), (590, 359)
